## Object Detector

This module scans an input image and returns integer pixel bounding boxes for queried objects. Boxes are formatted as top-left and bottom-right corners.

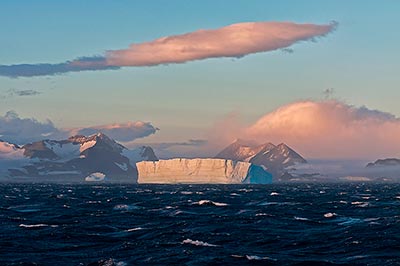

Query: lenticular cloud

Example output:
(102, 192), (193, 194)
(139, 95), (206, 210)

(0, 21), (336, 77)
(106, 21), (336, 66)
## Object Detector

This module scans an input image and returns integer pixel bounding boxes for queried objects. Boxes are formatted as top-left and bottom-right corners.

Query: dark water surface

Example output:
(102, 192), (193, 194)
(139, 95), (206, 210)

(0, 183), (399, 265)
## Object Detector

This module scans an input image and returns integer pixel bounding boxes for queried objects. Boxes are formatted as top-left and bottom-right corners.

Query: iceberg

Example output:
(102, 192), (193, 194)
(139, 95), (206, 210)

(136, 158), (272, 184)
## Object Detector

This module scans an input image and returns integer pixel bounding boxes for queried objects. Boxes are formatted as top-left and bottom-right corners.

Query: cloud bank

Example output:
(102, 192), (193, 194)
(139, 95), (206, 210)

(214, 100), (400, 159)
(0, 111), (63, 144)
(0, 21), (336, 77)
(0, 111), (158, 144)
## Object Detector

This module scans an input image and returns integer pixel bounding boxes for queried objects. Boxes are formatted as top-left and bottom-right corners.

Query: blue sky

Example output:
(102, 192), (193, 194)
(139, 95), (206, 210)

(0, 0), (399, 149)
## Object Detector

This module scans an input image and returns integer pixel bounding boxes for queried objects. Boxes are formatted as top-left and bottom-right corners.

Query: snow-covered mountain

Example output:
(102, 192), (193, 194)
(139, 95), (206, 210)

(215, 140), (307, 180)
(0, 133), (158, 182)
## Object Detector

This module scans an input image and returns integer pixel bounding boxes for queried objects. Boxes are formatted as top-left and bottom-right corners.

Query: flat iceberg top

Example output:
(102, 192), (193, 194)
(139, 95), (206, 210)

(136, 158), (272, 184)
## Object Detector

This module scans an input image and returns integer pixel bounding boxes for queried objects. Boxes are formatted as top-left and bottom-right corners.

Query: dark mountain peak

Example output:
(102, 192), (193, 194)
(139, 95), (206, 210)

(22, 140), (58, 159)
(139, 146), (158, 161)
(216, 140), (307, 180)
(253, 142), (276, 154)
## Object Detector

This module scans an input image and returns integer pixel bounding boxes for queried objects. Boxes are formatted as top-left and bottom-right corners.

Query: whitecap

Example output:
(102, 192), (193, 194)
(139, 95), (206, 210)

(238, 189), (253, 192)
(125, 227), (143, 232)
(19, 224), (58, 228)
(180, 191), (193, 195)
(182, 239), (218, 247)
(195, 200), (228, 207)
(270, 192), (279, 196)
(324, 212), (337, 218)
(245, 255), (275, 261)
(351, 201), (369, 207)
(294, 216), (310, 221)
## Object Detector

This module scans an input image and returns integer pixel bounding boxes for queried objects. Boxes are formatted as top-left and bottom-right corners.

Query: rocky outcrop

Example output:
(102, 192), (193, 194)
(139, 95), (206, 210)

(136, 158), (272, 184)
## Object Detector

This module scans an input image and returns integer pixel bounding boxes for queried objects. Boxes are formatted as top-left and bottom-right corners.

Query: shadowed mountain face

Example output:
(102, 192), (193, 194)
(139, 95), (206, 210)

(1, 133), (158, 182)
(215, 140), (307, 180)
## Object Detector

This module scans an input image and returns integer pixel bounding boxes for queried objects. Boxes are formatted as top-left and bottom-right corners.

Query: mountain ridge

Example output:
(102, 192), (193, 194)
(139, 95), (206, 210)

(0, 133), (158, 182)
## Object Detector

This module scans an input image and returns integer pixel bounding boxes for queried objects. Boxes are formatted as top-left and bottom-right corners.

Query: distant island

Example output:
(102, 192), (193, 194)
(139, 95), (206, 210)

(1, 134), (399, 183)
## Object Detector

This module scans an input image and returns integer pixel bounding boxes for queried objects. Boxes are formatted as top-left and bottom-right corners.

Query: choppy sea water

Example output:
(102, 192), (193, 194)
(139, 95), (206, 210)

(1, 183), (400, 266)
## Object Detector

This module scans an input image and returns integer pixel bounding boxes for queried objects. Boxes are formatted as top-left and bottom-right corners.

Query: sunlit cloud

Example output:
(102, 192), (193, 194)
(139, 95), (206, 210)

(0, 21), (337, 78)
(68, 121), (159, 142)
(0, 111), (158, 144)
(212, 100), (400, 159)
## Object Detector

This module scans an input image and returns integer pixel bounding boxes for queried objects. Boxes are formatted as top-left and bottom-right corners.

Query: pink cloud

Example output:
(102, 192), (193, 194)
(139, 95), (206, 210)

(0, 111), (158, 144)
(106, 21), (336, 66)
(214, 100), (400, 159)
(0, 21), (336, 77)
(69, 121), (158, 142)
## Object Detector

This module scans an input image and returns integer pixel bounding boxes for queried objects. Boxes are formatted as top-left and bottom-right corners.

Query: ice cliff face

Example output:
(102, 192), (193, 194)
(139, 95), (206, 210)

(136, 158), (272, 184)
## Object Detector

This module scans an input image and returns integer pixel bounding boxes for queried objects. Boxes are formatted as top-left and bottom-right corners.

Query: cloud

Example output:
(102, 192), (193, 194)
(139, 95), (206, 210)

(1, 89), (42, 99)
(0, 57), (119, 78)
(68, 121), (158, 142)
(106, 21), (336, 66)
(0, 111), (158, 144)
(0, 111), (63, 144)
(131, 139), (208, 159)
(237, 100), (400, 159)
(133, 139), (207, 150)
(0, 21), (337, 77)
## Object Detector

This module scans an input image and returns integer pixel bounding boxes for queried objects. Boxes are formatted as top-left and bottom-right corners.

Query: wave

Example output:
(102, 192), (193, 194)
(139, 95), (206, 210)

(113, 204), (140, 211)
(125, 227), (144, 232)
(86, 258), (127, 266)
(338, 217), (363, 226)
(324, 212), (337, 218)
(19, 224), (58, 228)
(294, 216), (310, 221)
(245, 255), (276, 261)
(182, 239), (218, 247)
(195, 200), (228, 207)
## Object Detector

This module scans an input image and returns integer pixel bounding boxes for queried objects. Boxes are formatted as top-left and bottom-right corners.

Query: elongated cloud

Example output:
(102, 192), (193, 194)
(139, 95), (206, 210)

(0, 57), (119, 78)
(107, 21), (336, 66)
(243, 100), (400, 159)
(0, 111), (158, 144)
(69, 121), (158, 142)
(0, 21), (336, 77)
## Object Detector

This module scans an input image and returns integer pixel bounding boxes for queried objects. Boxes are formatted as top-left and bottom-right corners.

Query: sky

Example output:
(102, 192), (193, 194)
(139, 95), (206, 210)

(0, 0), (400, 160)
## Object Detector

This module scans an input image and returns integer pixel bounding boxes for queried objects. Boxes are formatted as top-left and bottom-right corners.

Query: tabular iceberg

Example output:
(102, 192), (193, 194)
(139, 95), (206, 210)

(136, 158), (272, 184)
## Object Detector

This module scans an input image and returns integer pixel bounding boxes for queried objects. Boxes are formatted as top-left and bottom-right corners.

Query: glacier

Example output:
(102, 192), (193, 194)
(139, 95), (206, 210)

(136, 158), (272, 184)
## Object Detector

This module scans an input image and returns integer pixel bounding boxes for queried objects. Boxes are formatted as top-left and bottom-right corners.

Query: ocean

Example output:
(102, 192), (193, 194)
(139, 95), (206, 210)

(0, 183), (399, 265)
